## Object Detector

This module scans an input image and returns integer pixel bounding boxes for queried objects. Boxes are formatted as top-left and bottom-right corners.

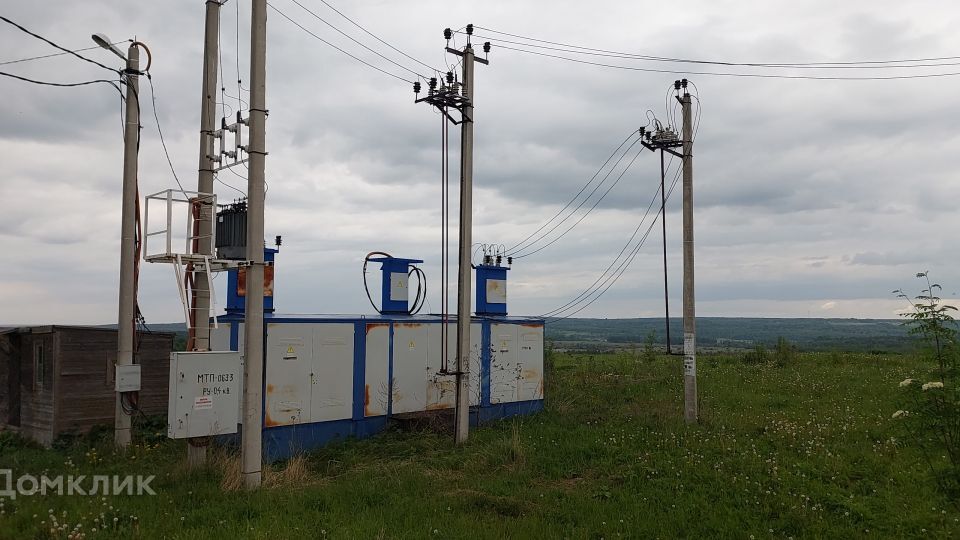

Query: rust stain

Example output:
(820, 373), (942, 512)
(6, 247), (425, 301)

(521, 323), (543, 329)
(237, 265), (275, 298)
(521, 369), (539, 380)
(366, 323), (388, 334)
(264, 409), (278, 427)
(364, 384), (371, 416)
(266, 384), (274, 394)
(398, 322), (422, 328)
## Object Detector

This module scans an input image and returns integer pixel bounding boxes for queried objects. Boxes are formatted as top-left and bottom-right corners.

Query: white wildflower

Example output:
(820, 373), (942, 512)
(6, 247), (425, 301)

(899, 378), (914, 387)
(922, 381), (944, 391)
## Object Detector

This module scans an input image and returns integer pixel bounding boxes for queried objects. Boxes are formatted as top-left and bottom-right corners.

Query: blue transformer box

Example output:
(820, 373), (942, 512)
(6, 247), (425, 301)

(226, 247), (279, 314)
(367, 256), (423, 314)
(476, 264), (509, 315)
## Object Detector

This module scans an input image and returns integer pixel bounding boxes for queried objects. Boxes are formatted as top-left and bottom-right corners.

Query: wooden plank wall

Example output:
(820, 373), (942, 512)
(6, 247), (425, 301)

(0, 333), (12, 427)
(19, 332), (56, 445)
(55, 328), (173, 438)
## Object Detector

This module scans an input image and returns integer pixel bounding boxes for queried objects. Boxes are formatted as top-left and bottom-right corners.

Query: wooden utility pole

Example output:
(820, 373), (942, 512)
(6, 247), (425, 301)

(241, 0), (267, 489)
(188, 0), (221, 468)
(679, 81), (697, 423)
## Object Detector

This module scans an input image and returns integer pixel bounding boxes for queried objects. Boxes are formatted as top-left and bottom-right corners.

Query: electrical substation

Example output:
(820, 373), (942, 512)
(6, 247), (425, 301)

(149, 22), (550, 465)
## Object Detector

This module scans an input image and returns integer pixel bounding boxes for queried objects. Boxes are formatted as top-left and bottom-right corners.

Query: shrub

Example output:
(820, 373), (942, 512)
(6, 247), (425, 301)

(893, 272), (960, 491)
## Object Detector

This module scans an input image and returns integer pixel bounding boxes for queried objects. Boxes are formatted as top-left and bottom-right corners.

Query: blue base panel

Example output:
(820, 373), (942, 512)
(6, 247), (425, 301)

(221, 400), (544, 462)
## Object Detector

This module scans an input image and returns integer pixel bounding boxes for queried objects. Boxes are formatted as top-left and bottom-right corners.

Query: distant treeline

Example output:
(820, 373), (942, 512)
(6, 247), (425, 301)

(545, 317), (912, 353)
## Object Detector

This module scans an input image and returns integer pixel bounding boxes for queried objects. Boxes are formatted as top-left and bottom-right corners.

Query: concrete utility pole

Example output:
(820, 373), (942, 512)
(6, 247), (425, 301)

(679, 83), (697, 424)
(241, 0), (267, 489)
(188, 0), (221, 468)
(415, 26), (489, 444)
(115, 43), (140, 450)
(454, 43), (476, 444)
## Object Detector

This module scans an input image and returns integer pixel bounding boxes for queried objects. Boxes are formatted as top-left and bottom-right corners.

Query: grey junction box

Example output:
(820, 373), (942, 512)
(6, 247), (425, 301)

(167, 351), (242, 439)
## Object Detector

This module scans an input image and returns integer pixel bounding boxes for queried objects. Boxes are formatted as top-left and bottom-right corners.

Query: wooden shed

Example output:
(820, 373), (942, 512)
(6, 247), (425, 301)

(0, 326), (173, 446)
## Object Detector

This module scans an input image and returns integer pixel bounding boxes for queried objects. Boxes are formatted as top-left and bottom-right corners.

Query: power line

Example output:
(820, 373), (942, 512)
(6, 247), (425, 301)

(506, 129), (639, 254)
(474, 25), (960, 69)
(0, 15), (120, 75)
(312, 0), (442, 74)
(268, 2), (414, 84)
(486, 42), (960, 81)
(0, 70), (121, 94)
(286, 0), (433, 80)
(542, 163), (680, 318)
(145, 74), (188, 195)
(512, 143), (647, 259)
(0, 44), (121, 67)
(544, 169), (681, 320)
(542, 88), (701, 319)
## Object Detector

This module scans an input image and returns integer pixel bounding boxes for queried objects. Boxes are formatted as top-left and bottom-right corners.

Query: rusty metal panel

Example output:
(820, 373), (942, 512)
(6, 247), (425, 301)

(490, 324), (520, 404)
(310, 324), (354, 422)
(517, 325), (544, 401)
(364, 323), (390, 417)
(265, 324), (312, 426)
(237, 265), (274, 297)
(423, 322), (482, 410)
(391, 323), (428, 414)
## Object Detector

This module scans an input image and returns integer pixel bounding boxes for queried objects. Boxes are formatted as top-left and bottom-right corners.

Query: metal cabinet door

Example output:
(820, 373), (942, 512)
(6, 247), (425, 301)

(310, 323), (354, 422)
(490, 324), (520, 404)
(265, 324), (313, 426)
(517, 325), (545, 401)
(364, 323), (390, 417)
(392, 323), (429, 414)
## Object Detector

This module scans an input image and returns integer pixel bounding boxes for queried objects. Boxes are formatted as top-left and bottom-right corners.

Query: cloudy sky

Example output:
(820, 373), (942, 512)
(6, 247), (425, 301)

(1, 0), (959, 325)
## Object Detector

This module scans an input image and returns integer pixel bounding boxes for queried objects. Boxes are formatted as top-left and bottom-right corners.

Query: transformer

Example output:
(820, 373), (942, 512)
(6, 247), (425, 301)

(475, 263), (509, 315)
(225, 247), (278, 314)
(367, 256), (424, 314)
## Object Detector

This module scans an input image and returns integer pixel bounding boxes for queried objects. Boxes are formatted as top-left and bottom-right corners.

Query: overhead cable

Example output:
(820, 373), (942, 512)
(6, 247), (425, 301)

(268, 2), (414, 84)
(0, 15), (121, 74)
(505, 129), (640, 254)
(287, 0), (433, 80)
(483, 42), (960, 81)
(473, 25), (960, 69)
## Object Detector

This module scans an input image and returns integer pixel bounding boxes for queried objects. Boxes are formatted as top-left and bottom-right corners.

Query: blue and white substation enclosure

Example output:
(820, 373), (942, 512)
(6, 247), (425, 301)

(210, 251), (544, 460)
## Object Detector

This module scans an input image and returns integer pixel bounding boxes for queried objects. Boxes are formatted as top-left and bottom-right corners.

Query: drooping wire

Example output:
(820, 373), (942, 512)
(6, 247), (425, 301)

(543, 84), (702, 320)
(0, 71), (122, 94)
(505, 129), (640, 255)
(0, 43), (123, 67)
(0, 15), (121, 75)
(313, 0), (442, 74)
(235, 0), (246, 113)
(513, 144), (647, 259)
(485, 43), (960, 81)
(542, 164), (681, 318)
(472, 25), (960, 69)
(268, 2), (415, 84)
(145, 74), (189, 196)
(509, 137), (645, 258)
(286, 0), (434, 81)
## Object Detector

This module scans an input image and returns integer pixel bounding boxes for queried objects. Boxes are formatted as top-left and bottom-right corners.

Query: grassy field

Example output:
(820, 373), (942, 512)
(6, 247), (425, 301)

(1, 350), (958, 539)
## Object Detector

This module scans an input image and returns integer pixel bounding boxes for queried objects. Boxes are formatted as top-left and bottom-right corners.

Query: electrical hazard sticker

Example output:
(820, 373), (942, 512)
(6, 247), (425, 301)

(408, 340), (416, 350)
(283, 345), (297, 359)
(194, 396), (213, 410)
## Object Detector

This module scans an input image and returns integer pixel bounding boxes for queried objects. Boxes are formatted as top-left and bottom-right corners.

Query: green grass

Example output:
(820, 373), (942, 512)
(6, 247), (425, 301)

(1, 351), (958, 539)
